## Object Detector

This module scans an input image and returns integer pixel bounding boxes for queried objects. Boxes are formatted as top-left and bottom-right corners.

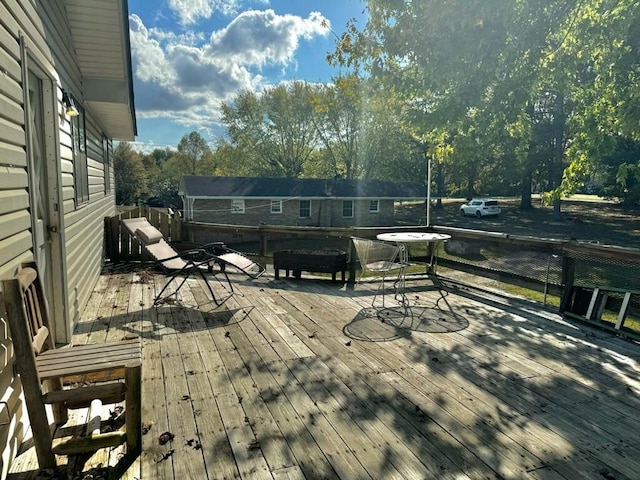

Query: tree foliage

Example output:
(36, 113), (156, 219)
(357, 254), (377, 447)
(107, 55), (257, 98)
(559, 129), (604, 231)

(330, 0), (640, 206)
(176, 131), (214, 175)
(114, 142), (147, 205)
(221, 82), (320, 178)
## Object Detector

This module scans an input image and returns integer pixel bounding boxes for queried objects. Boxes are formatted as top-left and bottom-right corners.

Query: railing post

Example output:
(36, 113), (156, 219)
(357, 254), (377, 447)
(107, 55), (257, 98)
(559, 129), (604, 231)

(559, 255), (576, 313)
(348, 237), (357, 284)
(259, 226), (268, 257)
(172, 215), (182, 243)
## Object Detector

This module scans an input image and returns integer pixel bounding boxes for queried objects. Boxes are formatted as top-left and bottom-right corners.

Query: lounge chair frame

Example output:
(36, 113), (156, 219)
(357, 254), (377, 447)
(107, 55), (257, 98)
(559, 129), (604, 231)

(122, 217), (265, 306)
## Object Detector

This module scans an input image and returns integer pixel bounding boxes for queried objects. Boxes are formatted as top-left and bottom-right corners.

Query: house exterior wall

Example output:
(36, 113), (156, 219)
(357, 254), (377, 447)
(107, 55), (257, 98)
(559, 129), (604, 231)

(0, 1), (117, 476)
(189, 198), (394, 228)
(326, 199), (394, 227)
(192, 198), (324, 226)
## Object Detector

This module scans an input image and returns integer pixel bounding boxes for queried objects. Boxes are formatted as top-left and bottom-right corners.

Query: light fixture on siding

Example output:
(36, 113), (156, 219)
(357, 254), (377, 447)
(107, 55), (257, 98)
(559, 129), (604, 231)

(62, 90), (79, 117)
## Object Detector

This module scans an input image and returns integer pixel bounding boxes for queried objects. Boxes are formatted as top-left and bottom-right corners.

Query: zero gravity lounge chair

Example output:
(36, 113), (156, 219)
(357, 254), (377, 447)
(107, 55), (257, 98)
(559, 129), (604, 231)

(121, 217), (265, 306)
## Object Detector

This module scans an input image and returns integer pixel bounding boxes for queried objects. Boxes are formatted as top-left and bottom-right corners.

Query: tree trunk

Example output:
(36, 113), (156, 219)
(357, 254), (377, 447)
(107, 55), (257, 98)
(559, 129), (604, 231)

(552, 92), (565, 219)
(520, 171), (533, 210)
(465, 173), (475, 200)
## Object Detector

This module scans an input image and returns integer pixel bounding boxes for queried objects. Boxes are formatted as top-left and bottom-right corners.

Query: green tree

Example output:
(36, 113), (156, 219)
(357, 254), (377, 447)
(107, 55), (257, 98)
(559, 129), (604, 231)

(332, 0), (640, 208)
(176, 131), (213, 175)
(113, 142), (147, 205)
(312, 74), (362, 178)
(221, 81), (320, 178)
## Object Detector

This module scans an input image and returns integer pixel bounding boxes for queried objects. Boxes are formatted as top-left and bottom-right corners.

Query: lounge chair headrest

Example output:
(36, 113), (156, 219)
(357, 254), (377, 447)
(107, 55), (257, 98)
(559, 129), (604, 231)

(135, 226), (163, 244)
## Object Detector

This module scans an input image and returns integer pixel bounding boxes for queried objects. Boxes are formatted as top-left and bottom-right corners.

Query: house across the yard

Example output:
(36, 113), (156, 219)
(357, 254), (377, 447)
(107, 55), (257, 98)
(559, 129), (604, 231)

(178, 175), (427, 228)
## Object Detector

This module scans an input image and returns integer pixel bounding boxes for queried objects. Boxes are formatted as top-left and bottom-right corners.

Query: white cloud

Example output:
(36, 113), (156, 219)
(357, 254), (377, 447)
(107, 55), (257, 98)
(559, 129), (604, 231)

(167, 0), (213, 25)
(166, 0), (260, 26)
(129, 10), (330, 131)
(208, 10), (329, 67)
(129, 140), (177, 154)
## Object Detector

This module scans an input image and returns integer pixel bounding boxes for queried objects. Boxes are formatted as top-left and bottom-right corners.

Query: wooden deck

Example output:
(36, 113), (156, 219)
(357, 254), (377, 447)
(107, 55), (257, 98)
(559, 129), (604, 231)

(9, 263), (640, 480)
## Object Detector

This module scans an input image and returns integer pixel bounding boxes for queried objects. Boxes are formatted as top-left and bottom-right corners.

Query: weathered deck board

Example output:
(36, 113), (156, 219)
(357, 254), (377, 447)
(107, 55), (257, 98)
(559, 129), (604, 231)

(139, 275), (173, 479)
(8, 265), (640, 480)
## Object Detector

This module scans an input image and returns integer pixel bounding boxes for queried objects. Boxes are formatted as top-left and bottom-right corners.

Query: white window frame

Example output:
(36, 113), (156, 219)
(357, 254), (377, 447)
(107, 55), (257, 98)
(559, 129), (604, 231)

(71, 98), (88, 206)
(102, 135), (111, 194)
(231, 199), (245, 214)
(271, 199), (282, 214)
(299, 200), (311, 218)
(342, 200), (354, 218)
(369, 200), (380, 213)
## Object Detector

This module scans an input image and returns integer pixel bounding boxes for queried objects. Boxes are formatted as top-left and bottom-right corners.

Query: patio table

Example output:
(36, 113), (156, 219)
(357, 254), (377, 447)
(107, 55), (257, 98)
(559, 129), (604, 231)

(376, 232), (451, 311)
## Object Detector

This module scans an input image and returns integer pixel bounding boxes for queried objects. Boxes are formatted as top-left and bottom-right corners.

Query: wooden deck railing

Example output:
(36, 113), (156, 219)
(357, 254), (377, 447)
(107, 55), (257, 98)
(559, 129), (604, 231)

(104, 214), (640, 338)
(104, 206), (179, 261)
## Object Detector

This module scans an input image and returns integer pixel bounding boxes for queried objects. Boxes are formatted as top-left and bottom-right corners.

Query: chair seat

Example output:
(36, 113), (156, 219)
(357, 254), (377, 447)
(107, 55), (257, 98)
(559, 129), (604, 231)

(365, 260), (405, 272)
(36, 338), (141, 381)
(218, 252), (263, 276)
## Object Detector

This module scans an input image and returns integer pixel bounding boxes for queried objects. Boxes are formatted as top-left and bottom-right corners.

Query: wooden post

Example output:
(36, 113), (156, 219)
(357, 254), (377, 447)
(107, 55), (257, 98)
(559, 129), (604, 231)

(259, 226), (268, 257)
(125, 363), (142, 457)
(348, 238), (357, 285)
(559, 256), (575, 313)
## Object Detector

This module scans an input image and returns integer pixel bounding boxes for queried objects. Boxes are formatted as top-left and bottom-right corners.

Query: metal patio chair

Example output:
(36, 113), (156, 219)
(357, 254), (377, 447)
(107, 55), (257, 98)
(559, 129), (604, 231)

(351, 236), (406, 307)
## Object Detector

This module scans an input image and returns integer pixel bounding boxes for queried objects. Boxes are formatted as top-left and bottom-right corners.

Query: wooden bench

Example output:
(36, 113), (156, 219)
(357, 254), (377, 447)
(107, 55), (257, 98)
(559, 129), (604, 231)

(273, 249), (347, 282)
(2, 263), (142, 469)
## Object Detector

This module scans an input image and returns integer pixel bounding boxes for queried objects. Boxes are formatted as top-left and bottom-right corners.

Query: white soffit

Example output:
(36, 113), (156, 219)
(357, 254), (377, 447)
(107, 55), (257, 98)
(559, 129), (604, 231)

(64, 0), (137, 140)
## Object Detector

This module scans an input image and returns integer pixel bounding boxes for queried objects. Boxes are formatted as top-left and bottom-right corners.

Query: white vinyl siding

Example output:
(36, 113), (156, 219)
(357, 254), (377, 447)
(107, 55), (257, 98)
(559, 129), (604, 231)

(0, 1), (124, 474)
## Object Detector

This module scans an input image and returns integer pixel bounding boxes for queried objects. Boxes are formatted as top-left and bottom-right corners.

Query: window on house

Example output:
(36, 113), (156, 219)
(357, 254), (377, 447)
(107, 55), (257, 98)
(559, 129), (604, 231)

(72, 100), (88, 205)
(231, 199), (245, 213)
(369, 200), (379, 213)
(102, 135), (111, 194)
(343, 200), (354, 218)
(271, 200), (282, 214)
(299, 200), (311, 218)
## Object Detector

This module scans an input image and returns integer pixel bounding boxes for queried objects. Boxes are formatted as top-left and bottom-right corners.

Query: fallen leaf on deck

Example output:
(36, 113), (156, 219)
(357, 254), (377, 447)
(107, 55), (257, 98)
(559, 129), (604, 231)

(247, 438), (260, 450)
(159, 431), (175, 445)
(142, 421), (154, 435)
(156, 449), (175, 462)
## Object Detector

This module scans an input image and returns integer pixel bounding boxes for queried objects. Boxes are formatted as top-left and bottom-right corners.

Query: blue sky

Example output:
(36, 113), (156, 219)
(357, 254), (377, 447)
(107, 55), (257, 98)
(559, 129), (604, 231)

(127, 0), (366, 152)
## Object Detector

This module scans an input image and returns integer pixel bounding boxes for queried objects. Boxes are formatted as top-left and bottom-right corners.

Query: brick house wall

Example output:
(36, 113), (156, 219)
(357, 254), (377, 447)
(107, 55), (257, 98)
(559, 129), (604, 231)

(327, 199), (394, 227)
(192, 198), (322, 225)
(191, 198), (394, 227)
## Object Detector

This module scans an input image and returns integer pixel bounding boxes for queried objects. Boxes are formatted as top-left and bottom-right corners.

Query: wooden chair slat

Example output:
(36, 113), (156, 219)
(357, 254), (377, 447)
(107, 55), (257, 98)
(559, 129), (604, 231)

(33, 326), (49, 355)
(52, 431), (127, 455)
(43, 382), (127, 408)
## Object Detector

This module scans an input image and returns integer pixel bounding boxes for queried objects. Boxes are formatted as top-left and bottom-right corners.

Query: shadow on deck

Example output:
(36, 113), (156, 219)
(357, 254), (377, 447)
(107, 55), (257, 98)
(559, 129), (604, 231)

(9, 262), (640, 480)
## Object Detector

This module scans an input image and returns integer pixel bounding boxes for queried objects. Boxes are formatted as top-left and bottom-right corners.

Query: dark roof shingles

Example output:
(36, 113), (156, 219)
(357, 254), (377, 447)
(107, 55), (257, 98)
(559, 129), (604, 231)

(181, 176), (425, 199)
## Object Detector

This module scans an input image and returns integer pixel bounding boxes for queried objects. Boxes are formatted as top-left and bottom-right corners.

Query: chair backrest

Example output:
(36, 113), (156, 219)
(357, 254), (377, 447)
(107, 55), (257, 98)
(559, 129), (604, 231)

(2, 264), (54, 386)
(351, 237), (402, 273)
(122, 217), (187, 271)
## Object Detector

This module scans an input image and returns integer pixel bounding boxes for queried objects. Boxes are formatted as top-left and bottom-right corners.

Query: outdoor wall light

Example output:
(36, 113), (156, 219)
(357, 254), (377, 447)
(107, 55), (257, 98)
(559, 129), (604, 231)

(62, 90), (79, 117)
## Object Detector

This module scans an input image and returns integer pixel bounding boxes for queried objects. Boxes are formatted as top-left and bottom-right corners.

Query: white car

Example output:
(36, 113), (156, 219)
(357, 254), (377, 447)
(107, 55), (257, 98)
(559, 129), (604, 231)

(460, 199), (501, 218)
